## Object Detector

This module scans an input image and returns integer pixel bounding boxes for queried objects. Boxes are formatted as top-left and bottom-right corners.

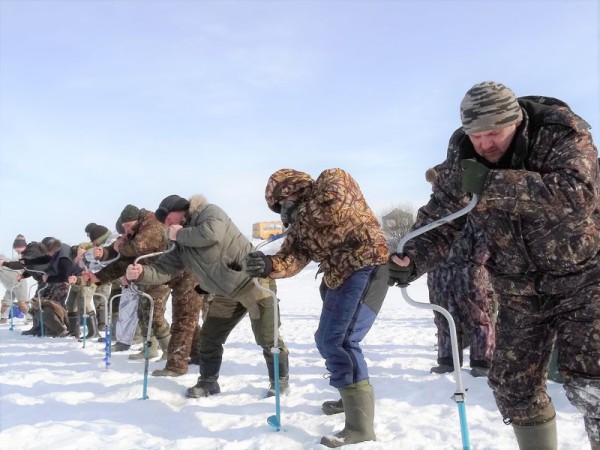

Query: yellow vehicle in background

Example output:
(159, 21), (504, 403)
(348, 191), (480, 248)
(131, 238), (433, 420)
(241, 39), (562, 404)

(252, 221), (284, 240)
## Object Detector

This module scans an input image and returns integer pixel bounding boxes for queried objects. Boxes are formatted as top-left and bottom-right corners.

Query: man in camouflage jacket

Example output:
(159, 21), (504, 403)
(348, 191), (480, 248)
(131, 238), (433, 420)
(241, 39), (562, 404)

(389, 81), (600, 450)
(83, 207), (174, 361)
(244, 168), (389, 448)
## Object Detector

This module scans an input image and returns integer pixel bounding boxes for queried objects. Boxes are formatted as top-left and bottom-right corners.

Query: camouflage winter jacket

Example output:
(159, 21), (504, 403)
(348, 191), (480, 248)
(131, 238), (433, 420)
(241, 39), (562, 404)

(405, 96), (600, 296)
(139, 195), (255, 297)
(265, 168), (389, 289)
(95, 210), (168, 283)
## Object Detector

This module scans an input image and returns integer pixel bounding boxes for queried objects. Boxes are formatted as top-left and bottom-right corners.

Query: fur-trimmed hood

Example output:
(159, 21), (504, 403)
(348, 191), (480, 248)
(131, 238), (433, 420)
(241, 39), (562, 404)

(188, 194), (208, 214)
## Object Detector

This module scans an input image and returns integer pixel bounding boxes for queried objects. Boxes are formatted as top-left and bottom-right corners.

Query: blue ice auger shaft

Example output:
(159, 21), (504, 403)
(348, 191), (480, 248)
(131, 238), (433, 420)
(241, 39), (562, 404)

(252, 230), (289, 431)
(396, 194), (478, 450)
(132, 243), (176, 400)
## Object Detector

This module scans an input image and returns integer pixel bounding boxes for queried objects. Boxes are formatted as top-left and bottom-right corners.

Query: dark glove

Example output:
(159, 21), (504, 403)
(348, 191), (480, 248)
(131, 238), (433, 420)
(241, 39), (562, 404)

(460, 158), (489, 195)
(243, 251), (273, 278)
(280, 201), (299, 227)
(387, 254), (415, 287)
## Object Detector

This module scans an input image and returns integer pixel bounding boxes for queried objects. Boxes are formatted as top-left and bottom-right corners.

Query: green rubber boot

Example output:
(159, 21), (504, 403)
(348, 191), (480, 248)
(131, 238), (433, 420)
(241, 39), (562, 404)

(320, 380), (376, 448)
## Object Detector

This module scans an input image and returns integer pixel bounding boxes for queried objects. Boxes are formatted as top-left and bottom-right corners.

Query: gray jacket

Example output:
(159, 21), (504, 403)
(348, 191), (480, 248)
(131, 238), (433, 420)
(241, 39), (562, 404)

(140, 195), (254, 297)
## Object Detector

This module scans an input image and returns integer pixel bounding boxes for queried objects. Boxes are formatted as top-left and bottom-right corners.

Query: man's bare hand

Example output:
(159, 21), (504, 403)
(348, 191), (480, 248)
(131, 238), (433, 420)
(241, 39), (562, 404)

(126, 264), (143, 281)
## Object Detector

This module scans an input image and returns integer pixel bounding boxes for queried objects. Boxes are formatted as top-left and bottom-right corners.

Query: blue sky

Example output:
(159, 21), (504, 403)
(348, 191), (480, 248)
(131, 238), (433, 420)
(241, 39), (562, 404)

(1, 0), (598, 255)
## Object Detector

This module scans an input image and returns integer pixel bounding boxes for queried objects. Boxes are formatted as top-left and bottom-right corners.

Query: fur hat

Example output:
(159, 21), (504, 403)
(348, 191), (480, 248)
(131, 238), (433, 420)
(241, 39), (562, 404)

(460, 81), (523, 134)
(155, 195), (190, 224)
(119, 204), (141, 224)
(12, 234), (27, 250)
(89, 225), (109, 242)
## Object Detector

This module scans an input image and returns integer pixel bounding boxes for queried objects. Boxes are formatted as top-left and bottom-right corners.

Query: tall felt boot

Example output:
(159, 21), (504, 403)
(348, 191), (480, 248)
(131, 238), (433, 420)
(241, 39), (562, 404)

(67, 312), (80, 338)
(85, 311), (100, 339)
(129, 336), (159, 360)
(320, 380), (376, 448)
(157, 334), (171, 361)
(512, 417), (557, 450)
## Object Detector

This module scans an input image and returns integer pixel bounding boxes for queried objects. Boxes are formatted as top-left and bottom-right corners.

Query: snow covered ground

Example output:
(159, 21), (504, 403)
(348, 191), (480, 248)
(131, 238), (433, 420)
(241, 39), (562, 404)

(0, 265), (588, 449)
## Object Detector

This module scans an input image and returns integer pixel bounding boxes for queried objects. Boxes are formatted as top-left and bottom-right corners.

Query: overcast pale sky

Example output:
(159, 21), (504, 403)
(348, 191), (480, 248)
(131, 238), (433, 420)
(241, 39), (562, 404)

(1, 0), (598, 255)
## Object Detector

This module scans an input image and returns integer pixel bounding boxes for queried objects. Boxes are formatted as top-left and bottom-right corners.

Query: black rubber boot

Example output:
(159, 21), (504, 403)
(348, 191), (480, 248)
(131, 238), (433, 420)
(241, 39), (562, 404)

(320, 380), (376, 447)
(67, 312), (80, 338)
(322, 398), (344, 415)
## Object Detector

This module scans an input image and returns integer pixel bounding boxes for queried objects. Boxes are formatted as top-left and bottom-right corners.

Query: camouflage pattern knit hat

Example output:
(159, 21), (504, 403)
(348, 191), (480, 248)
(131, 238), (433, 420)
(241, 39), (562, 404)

(460, 81), (523, 134)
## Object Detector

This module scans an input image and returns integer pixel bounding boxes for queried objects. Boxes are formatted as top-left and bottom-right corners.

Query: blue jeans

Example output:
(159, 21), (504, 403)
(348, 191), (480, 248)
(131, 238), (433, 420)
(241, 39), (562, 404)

(315, 265), (387, 388)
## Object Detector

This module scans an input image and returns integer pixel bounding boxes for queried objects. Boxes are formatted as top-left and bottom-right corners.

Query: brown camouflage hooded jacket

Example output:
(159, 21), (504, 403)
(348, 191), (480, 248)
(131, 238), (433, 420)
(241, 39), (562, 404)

(404, 96), (600, 296)
(265, 168), (389, 289)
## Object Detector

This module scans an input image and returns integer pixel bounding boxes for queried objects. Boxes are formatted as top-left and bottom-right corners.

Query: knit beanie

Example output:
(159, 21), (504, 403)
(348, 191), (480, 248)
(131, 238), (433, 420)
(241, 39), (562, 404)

(460, 81), (523, 134)
(89, 225), (109, 242)
(155, 195), (190, 224)
(119, 204), (141, 224)
(84, 223), (97, 234)
(12, 234), (27, 250)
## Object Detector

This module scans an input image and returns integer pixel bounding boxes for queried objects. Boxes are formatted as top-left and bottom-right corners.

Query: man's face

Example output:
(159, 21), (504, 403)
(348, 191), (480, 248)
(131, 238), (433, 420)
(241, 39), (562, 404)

(165, 211), (185, 227)
(122, 220), (138, 237)
(468, 123), (518, 163)
(14, 246), (26, 255)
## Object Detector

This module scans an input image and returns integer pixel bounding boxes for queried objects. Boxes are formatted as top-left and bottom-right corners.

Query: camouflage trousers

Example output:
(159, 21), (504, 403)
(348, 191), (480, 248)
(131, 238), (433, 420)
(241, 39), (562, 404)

(488, 282), (600, 444)
(136, 284), (170, 340)
(165, 269), (205, 374)
(427, 267), (496, 367)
